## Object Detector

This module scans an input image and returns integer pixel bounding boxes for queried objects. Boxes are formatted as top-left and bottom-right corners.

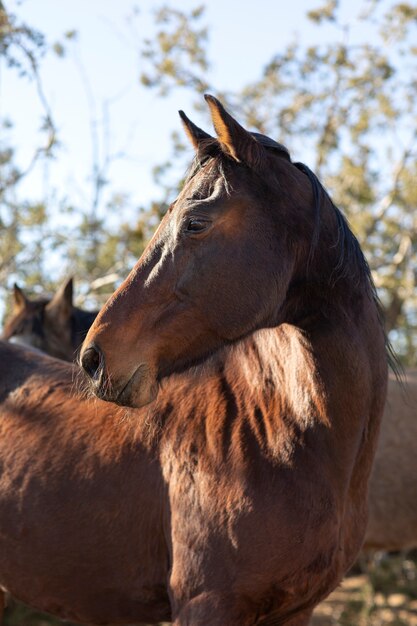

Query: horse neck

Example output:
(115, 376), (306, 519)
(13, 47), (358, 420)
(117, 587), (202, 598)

(225, 276), (384, 421)
(155, 326), (335, 472)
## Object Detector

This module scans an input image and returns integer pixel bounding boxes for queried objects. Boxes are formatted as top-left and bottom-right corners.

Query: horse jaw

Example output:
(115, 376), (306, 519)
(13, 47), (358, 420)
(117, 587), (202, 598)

(114, 362), (159, 408)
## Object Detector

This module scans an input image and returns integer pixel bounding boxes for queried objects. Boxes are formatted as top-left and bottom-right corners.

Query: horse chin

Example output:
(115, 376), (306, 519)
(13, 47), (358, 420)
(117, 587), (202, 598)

(114, 363), (159, 409)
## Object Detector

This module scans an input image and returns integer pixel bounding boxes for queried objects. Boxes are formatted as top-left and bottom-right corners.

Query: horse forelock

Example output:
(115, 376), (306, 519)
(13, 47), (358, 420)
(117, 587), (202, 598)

(185, 133), (291, 186)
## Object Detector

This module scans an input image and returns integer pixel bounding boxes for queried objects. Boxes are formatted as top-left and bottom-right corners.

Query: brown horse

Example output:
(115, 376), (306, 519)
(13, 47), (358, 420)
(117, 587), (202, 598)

(2, 278), (98, 361)
(0, 340), (170, 625)
(365, 368), (417, 551)
(80, 96), (389, 625)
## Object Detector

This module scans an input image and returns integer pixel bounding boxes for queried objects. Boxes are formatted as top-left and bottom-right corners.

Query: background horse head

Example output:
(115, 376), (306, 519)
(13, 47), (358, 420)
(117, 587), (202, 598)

(2, 278), (98, 361)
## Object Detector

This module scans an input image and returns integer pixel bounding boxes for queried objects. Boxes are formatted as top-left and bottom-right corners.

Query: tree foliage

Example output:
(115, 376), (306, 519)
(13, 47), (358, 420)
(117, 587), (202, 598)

(0, 1), (54, 291)
(1, 0), (417, 364)
(0, 1), (146, 311)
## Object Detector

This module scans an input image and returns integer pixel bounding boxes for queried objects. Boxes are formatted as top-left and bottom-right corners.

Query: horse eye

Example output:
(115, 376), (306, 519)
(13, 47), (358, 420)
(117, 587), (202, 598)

(186, 219), (210, 233)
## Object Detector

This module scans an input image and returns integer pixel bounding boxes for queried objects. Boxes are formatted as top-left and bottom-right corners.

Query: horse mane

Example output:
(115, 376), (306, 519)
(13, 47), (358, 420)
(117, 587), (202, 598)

(292, 162), (400, 379)
(293, 162), (371, 290)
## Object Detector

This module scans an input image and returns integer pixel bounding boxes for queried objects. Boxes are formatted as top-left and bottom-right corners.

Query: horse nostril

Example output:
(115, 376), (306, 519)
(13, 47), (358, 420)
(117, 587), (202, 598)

(81, 344), (103, 380)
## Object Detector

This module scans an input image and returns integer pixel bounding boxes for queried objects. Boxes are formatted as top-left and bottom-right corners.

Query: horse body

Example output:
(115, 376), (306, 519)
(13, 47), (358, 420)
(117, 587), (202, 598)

(365, 369), (417, 550)
(4, 280), (413, 555)
(0, 322), (383, 625)
(154, 318), (385, 625)
(78, 95), (388, 626)
(0, 342), (169, 624)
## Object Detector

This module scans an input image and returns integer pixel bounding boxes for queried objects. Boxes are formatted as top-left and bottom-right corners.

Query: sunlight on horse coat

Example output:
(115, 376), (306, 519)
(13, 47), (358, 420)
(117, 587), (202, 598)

(79, 96), (388, 625)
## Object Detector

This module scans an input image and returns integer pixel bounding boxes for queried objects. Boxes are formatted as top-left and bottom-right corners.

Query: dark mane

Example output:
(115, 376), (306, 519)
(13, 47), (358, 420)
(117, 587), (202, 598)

(293, 162), (370, 290)
(292, 162), (400, 378)
(184, 138), (224, 181)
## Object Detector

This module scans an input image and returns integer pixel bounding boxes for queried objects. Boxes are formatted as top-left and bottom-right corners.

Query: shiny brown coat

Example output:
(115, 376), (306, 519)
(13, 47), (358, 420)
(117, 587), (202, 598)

(0, 341), (169, 624)
(78, 96), (389, 625)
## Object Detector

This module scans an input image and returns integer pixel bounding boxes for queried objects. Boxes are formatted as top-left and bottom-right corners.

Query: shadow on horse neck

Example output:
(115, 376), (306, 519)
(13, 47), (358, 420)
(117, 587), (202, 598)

(76, 95), (388, 625)
(2, 278), (98, 361)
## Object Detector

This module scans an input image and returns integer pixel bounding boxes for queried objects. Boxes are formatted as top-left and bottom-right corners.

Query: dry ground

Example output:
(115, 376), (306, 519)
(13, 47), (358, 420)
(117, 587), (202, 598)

(312, 566), (417, 625)
(4, 554), (417, 626)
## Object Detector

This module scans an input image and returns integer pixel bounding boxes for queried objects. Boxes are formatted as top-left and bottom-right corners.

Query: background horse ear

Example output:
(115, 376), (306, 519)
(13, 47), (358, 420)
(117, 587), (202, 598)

(204, 94), (265, 170)
(179, 110), (212, 150)
(46, 277), (74, 322)
(13, 283), (29, 311)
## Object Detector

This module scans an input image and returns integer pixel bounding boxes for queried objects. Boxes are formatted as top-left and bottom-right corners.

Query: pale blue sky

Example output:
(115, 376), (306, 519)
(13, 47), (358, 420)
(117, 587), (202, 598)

(2, 0), (372, 218)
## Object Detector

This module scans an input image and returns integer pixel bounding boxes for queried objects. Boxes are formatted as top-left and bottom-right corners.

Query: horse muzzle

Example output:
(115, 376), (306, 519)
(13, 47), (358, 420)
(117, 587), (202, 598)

(80, 343), (158, 408)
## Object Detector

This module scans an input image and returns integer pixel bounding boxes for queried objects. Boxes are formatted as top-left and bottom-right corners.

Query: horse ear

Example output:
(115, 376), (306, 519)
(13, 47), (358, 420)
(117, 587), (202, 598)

(13, 284), (28, 311)
(179, 110), (212, 149)
(46, 277), (73, 320)
(204, 94), (265, 169)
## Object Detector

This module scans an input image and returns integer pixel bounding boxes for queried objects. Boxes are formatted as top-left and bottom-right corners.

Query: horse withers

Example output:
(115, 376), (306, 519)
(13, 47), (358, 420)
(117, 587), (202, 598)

(81, 96), (388, 625)
(2, 278), (98, 361)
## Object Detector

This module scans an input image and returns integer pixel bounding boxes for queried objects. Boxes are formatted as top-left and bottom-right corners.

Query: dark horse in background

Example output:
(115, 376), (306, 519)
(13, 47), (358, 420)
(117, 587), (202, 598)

(2, 278), (98, 361)
(79, 96), (388, 625)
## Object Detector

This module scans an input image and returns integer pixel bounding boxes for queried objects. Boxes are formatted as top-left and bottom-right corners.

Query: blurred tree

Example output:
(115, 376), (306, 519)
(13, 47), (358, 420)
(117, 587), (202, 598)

(0, 2), (146, 313)
(1, 0), (417, 364)
(0, 0), (56, 292)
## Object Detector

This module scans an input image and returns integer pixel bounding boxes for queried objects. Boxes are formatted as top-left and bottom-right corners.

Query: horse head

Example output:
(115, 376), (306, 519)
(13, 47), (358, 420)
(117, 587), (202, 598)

(80, 95), (376, 408)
